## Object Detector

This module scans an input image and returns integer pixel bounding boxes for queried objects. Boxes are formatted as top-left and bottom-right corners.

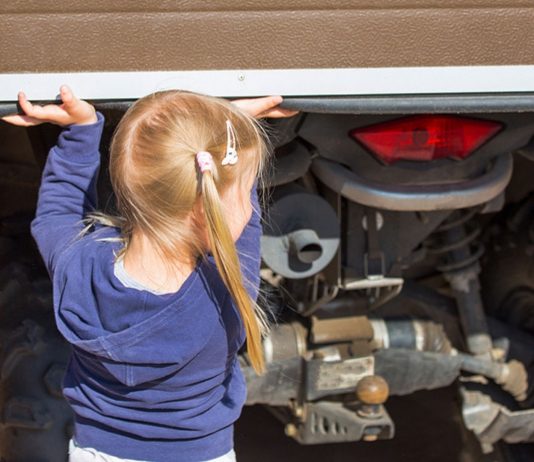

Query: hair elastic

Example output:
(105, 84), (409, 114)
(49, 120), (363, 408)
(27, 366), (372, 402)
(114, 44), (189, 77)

(196, 151), (213, 173)
(222, 119), (238, 166)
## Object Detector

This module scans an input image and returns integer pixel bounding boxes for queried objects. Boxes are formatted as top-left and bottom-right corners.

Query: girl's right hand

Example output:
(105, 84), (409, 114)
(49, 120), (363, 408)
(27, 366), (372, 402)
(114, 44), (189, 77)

(231, 96), (299, 119)
(1, 85), (97, 127)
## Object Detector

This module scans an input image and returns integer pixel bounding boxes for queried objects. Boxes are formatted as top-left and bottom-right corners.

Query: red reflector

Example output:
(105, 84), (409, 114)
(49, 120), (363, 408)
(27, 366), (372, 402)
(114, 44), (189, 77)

(350, 115), (503, 164)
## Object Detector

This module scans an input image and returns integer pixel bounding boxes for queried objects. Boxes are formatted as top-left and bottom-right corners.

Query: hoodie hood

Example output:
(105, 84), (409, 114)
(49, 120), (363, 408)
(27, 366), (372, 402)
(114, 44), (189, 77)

(52, 226), (229, 385)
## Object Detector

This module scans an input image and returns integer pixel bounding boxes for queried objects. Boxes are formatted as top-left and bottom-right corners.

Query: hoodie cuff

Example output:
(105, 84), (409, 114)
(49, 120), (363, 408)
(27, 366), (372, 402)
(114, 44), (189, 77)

(55, 111), (105, 163)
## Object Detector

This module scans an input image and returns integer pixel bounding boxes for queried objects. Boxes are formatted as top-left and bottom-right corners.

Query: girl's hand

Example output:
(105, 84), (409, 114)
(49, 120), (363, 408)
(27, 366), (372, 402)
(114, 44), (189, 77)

(1, 85), (97, 127)
(231, 96), (299, 119)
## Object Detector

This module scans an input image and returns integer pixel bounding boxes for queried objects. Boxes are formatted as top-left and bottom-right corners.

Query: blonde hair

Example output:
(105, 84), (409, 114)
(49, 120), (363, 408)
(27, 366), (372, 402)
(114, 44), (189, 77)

(93, 90), (269, 374)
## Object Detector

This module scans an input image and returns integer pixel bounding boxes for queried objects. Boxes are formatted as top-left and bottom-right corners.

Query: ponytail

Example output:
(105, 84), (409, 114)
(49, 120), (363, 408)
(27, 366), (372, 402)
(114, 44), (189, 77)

(200, 170), (267, 375)
(102, 90), (270, 373)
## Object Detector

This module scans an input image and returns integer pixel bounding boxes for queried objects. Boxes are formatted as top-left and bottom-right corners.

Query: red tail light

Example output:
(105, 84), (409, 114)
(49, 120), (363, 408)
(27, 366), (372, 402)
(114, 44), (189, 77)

(350, 115), (503, 164)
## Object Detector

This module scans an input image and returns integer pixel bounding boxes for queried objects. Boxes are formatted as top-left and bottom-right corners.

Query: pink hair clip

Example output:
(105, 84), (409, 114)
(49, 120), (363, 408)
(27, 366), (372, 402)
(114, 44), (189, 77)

(196, 151), (213, 173)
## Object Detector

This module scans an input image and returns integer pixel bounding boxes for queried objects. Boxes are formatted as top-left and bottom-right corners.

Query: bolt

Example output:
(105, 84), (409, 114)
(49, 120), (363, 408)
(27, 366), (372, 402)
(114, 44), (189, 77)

(491, 347), (506, 362)
(363, 434), (378, 442)
(238, 73), (245, 81)
(362, 212), (384, 231)
(285, 423), (298, 437)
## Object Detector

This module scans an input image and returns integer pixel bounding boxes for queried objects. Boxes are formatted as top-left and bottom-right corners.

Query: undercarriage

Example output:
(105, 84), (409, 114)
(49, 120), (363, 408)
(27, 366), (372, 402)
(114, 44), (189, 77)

(0, 102), (533, 461)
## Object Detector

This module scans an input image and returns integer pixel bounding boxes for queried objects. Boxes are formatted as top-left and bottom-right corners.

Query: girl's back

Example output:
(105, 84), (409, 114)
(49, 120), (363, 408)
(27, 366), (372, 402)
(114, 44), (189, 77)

(53, 218), (256, 461)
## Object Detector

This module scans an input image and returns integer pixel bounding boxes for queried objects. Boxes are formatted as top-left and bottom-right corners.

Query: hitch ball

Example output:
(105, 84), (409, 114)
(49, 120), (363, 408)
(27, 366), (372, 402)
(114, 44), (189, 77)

(356, 375), (389, 419)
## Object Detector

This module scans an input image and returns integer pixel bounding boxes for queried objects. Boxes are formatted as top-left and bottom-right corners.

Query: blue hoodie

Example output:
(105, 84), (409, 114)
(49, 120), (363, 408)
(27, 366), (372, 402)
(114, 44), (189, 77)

(30, 111), (262, 462)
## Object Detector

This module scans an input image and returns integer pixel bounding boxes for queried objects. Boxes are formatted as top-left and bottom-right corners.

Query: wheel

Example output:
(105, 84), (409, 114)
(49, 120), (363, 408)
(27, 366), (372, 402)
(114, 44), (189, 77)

(0, 255), (72, 462)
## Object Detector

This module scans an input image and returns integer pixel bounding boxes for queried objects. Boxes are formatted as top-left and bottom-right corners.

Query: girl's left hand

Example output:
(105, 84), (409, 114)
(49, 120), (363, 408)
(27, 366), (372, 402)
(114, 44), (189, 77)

(231, 96), (299, 119)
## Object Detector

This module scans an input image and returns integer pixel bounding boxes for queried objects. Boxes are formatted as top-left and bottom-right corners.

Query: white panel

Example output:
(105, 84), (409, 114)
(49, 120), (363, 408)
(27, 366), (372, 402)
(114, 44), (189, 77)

(1, 66), (534, 101)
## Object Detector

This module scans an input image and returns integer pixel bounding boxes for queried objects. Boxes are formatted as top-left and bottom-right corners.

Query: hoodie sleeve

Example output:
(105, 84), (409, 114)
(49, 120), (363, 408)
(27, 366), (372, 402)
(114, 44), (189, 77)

(31, 111), (105, 277)
(235, 184), (262, 302)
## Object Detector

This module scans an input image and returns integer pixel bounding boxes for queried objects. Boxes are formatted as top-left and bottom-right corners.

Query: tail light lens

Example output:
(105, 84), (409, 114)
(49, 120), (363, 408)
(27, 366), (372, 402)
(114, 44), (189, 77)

(350, 115), (503, 164)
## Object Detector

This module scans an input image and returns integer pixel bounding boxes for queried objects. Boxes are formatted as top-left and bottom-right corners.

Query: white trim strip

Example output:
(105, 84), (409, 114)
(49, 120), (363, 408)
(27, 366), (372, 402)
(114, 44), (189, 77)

(1, 66), (534, 101)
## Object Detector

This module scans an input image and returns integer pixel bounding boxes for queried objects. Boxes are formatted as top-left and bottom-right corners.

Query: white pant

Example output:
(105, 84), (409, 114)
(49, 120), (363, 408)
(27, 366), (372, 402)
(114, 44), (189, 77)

(68, 439), (237, 462)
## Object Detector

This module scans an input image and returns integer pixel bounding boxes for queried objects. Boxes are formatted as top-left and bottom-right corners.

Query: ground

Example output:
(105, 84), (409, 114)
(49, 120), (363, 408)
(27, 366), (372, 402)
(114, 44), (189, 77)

(235, 387), (498, 462)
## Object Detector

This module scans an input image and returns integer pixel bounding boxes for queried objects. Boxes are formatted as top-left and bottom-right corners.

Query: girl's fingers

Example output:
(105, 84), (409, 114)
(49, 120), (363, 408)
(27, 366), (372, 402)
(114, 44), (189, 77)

(231, 96), (284, 118)
(59, 85), (97, 124)
(18, 91), (58, 120)
(17, 91), (38, 117)
(249, 96), (284, 115)
(1, 113), (45, 126)
(2, 86), (95, 127)
(256, 107), (300, 119)
(59, 84), (77, 109)
(232, 96), (299, 119)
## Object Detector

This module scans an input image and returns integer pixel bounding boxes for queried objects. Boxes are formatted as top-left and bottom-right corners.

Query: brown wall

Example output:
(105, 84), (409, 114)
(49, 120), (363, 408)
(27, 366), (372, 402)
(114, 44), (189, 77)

(1, 1), (534, 73)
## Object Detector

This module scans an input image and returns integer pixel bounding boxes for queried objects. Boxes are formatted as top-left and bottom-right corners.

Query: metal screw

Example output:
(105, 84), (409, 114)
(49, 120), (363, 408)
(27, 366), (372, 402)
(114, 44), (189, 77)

(238, 73), (245, 81)
(285, 423), (298, 437)
(363, 434), (378, 442)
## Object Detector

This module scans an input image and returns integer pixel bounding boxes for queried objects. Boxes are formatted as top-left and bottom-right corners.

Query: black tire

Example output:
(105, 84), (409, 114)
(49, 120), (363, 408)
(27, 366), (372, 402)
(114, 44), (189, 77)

(0, 257), (73, 462)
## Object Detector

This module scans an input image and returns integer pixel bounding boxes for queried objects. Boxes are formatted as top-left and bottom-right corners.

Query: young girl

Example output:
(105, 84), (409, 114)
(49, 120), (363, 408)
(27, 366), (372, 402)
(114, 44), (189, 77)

(2, 86), (296, 462)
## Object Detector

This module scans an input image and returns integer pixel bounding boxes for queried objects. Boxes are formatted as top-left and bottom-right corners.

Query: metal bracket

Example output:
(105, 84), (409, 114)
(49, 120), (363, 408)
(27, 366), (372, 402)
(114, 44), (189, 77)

(305, 356), (375, 401)
(461, 389), (534, 453)
(289, 401), (394, 444)
(342, 259), (404, 309)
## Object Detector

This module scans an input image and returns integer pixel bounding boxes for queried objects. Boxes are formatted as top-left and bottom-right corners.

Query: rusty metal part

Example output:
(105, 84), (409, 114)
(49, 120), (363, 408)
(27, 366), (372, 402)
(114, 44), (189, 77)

(433, 206), (492, 356)
(311, 316), (374, 344)
(305, 356), (375, 401)
(456, 354), (528, 402)
(494, 359), (529, 402)
(242, 356), (302, 406)
(263, 322), (307, 364)
(461, 389), (534, 452)
(311, 316), (452, 354)
(287, 401), (394, 444)
(256, 317), (527, 406)
(446, 268), (493, 356)
(373, 319), (453, 353)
